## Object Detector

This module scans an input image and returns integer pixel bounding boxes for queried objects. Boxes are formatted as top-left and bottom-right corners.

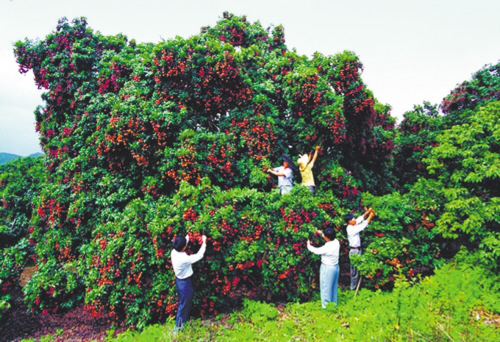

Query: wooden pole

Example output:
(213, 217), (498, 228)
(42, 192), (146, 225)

(354, 276), (362, 298)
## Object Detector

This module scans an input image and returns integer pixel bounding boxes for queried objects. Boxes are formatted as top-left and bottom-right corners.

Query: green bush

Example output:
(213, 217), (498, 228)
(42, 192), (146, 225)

(110, 250), (500, 341)
(7, 13), (400, 328)
(0, 156), (45, 313)
(3, 12), (499, 331)
(422, 101), (500, 261)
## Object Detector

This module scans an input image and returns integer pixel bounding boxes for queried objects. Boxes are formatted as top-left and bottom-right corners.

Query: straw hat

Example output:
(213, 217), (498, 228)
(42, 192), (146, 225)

(297, 154), (309, 169)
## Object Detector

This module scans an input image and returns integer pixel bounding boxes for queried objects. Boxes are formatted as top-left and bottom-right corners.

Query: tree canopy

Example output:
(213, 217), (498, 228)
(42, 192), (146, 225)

(1, 13), (499, 329)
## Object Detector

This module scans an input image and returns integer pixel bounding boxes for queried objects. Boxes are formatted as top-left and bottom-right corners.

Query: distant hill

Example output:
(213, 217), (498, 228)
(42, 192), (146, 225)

(28, 152), (44, 158)
(0, 152), (21, 165)
(0, 152), (43, 165)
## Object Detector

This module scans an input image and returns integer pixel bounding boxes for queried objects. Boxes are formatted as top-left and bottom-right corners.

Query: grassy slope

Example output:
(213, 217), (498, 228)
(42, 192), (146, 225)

(111, 250), (499, 342)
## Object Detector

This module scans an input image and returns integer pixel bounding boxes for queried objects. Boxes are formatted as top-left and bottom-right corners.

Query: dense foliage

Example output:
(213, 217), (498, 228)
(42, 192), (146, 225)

(0, 156), (44, 247)
(391, 61), (500, 266)
(441, 62), (500, 117)
(0, 153), (22, 165)
(1, 12), (499, 331)
(423, 101), (500, 259)
(392, 102), (441, 189)
(108, 251), (500, 341)
(0, 156), (44, 318)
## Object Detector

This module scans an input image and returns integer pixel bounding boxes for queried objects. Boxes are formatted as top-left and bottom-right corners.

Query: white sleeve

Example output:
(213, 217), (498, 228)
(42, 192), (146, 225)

(307, 242), (329, 255)
(349, 221), (369, 236)
(184, 242), (206, 265)
(355, 216), (365, 224)
(333, 239), (340, 256)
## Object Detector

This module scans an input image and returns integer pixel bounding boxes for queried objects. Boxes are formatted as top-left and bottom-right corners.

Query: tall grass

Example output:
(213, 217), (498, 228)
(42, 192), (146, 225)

(110, 250), (499, 341)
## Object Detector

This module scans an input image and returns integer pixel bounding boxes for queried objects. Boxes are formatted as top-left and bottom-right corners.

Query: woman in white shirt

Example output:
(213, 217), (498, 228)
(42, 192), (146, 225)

(266, 154), (298, 195)
(307, 227), (340, 308)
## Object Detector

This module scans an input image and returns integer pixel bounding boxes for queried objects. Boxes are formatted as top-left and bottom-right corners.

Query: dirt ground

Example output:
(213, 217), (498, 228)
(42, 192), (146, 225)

(1, 267), (125, 342)
(1, 260), (354, 341)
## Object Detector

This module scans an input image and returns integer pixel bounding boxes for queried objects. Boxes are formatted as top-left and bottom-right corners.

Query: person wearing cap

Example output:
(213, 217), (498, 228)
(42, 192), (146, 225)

(297, 146), (320, 195)
(171, 234), (207, 330)
(267, 154), (296, 195)
(306, 227), (340, 308)
(345, 208), (375, 290)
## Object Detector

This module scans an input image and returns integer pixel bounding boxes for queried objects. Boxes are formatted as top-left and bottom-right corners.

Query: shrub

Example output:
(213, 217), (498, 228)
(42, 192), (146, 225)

(5, 12), (499, 331)
(8, 13), (399, 327)
(111, 250), (500, 341)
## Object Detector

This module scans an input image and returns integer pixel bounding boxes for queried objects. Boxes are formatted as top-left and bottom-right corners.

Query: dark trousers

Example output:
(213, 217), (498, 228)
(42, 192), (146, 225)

(175, 277), (193, 328)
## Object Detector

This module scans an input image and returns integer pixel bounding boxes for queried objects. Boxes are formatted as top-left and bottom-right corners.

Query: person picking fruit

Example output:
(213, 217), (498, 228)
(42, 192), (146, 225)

(345, 207), (375, 291)
(306, 227), (340, 308)
(171, 233), (207, 331)
(266, 154), (297, 195)
(297, 146), (320, 195)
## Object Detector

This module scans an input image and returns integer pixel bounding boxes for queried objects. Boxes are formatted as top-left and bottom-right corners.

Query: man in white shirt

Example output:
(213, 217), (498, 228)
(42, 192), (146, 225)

(171, 234), (207, 330)
(307, 227), (340, 308)
(346, 208), (375, 290)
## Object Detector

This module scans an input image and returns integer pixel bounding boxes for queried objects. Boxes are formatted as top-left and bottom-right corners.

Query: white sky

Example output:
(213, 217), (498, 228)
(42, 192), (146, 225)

(1, 0), (499, 156)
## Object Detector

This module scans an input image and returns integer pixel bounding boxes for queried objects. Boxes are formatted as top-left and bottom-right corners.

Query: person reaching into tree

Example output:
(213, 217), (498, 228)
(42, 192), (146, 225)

(307, 227), (340, 308)
(266, 154), (297, 195)
(345, 207), (375, 291)
(171, 233), (207, 331)
(297, 146), (320, 195)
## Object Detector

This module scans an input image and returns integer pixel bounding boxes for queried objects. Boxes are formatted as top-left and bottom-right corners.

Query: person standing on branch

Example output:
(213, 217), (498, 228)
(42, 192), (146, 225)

(307, 227), (340, 308)
(297, 146), (320, 195)
(266, 154), (297, 195)
(171, 234), (207, 331)
(345, 208), (375, 291)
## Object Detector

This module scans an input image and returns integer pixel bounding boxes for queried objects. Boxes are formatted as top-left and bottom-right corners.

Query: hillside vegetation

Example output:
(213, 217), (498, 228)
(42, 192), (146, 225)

(111, 251), (499, 341)
(0, 153), (43, 165)
(1, 12), (499, 336)
(0, 153), (22, 165)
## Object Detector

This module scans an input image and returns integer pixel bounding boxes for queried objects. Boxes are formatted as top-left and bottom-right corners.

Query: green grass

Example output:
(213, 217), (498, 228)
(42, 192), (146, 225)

(111, 250), (500, 341)
(20, 250), (499, 341)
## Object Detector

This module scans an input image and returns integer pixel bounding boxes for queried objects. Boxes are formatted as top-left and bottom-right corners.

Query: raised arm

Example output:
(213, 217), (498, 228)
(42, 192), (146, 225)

(184, 235), (207, 264)
(310, 146), (320, 165)
(361, 207), (374, 220)
(267, 169), (286, 177)
(365, 211), (375, 224)
(307, 240), (329, 255)
(306, 154), (312, 165)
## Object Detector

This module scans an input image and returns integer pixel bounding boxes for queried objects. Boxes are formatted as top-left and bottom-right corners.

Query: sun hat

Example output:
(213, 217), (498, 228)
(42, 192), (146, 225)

(282, 154), (299, 173)
(297, 154), (309, 170)
(297, 154), (309, 166)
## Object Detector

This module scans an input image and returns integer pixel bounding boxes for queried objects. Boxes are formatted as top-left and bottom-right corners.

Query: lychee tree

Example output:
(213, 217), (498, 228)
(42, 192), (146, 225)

(4, 13), (443, 329)
(0, 156), (45, 316)
(392, 102), (442, 190)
